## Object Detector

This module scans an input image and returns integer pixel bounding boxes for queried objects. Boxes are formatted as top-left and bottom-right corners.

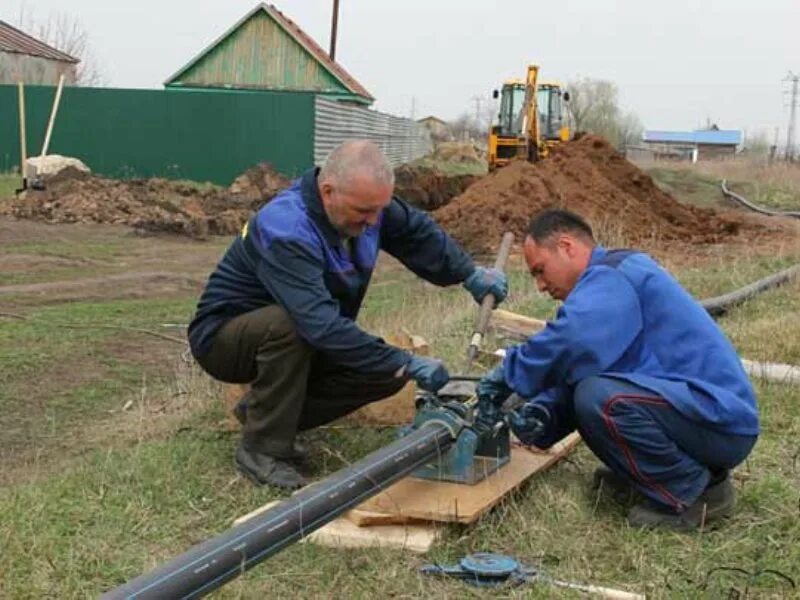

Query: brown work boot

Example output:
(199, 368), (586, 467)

(627, 472), (735, 531)
(235, 444), (307, 490)
(592, 466), (637, 504)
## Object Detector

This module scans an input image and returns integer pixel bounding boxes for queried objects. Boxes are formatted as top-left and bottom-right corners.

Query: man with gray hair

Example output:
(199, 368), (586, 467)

(189, 140), (507, 489)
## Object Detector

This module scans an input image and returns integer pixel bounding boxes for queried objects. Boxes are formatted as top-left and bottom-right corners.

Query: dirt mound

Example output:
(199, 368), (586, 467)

(394, 164), (480, 211)
(1, 159), (478, 237)
(431, 142), (484, 164)
(434, 135), (749, 254)
(228, 163), (291, 207)
(0, 164), (291, 238)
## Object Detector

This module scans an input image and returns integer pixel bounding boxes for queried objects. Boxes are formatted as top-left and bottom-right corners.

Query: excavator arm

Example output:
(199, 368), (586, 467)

(522, 65), (541, 161)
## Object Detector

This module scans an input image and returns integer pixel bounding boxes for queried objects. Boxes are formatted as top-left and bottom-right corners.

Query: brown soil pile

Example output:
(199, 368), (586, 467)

(434, 135), (748, 254)
(430, 142), (484, 164)
(1, 160), (480, 236)
(394, 164), (480, 211)
(0, 164), (290, 238)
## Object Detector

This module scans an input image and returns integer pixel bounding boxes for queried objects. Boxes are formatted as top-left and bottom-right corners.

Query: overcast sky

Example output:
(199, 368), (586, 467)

(8, 0), (799, 141)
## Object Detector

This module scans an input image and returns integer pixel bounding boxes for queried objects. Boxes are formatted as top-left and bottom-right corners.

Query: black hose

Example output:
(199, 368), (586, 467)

(721, 179), (800, 219)
(102, 421), (455, 599)
(701, 263), (800, 317)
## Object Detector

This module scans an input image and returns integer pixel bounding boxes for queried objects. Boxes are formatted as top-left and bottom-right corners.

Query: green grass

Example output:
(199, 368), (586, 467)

(0, 172), (22, 198)
(727, 180), (800, 212)
(647, 167), (724, 208)
(0, 298), (196, 474)
(647, 163), (800, 212)
(1, 221), (799, 596)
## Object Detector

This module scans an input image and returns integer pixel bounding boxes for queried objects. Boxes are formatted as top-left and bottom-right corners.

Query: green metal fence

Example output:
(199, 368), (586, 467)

(0, 85), (315, 185)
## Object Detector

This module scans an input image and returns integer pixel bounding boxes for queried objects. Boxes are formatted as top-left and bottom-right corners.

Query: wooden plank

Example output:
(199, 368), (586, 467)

(359, 432), (581, 524)
(344, 508), (424, 527)
(233, 501), (438, 553)
(491, 309), (547, 341)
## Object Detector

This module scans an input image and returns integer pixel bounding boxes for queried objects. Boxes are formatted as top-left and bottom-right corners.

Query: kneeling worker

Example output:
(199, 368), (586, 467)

(189, 140), (507, 489)
(477, 209), (758, 531)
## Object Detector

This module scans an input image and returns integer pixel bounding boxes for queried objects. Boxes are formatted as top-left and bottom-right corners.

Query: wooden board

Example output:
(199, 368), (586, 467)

(491, 309), (547, 341)
(358, 432), (581, 524)
(233, 502), (438, 553)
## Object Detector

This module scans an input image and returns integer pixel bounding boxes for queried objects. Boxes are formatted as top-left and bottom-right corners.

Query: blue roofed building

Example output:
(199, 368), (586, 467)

(641, 127), (742, 160)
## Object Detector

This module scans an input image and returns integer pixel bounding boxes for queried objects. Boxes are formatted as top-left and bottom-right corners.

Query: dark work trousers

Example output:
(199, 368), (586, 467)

(573, 375), (757, 512)
(196, 305), (407, 457)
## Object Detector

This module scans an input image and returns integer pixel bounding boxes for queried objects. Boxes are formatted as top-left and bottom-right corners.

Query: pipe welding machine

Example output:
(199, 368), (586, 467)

(403, 230), (516, 485)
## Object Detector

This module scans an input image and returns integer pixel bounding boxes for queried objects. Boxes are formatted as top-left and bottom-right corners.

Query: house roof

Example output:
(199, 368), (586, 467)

(164, 3), (373, 101)
(643, 130), (742, 145)
(0, 19), (79, 63)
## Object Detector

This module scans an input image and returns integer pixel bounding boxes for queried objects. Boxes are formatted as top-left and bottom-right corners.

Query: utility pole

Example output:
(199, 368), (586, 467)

(470, 95), (485, 142)
(472, 95), (484, 125)
(784, 72), (799, 161)
(770, 126), (779, 163)
(329, 0), (340, 60)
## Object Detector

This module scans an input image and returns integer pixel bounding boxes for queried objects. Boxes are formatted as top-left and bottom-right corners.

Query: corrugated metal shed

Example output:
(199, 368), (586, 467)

(0, 20), (78, 63)
(165, 3), (373, 104)
(643, 130), (742, 145)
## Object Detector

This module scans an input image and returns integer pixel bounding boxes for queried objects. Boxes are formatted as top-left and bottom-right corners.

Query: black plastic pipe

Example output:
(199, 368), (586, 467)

(701, 263), (800, 317)
(721, 179), (800, 219)
(102, 421), (455, 599)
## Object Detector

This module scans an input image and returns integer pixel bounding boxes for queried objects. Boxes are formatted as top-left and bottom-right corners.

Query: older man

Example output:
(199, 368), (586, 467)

(477, 209), (758, 531)
(189, 140), (506, 489)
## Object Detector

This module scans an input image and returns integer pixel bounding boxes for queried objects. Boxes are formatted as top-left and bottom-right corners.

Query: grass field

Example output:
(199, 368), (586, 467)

(1, 171), (799, 598)
(0, 172), (22, 198)
(646, 159), (800, 213)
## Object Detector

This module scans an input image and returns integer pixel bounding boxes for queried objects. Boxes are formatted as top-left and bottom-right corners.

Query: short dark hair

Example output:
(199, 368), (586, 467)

(526, 209), (595, 244)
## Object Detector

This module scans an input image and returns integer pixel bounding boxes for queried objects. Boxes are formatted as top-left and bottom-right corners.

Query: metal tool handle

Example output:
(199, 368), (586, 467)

(466, 231), (514, 369)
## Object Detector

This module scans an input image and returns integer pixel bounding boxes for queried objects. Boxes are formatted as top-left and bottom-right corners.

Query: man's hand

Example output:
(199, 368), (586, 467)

(405, 355), (450, 392)
(463, 267), (509, 306)
(476, 365), (512, 425)
(509, 402), (550, 446)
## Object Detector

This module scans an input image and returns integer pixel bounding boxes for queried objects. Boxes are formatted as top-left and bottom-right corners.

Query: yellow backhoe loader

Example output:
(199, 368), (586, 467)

(487, 65), (570, 170)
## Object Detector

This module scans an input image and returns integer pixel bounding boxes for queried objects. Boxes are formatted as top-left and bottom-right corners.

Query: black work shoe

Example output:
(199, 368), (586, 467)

(592, 466), (637, 504)
(232, 404), (309, 463)
(235, 444), (307, 490)
(627, 473), (735, 531)
(233, 402), (247, 426)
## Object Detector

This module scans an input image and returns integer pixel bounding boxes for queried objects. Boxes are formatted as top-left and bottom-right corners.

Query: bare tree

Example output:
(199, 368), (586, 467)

(616, 111), (645, 149)
(742, 130), (771, 156)
(566, 77), (643, 149)
(449, 112), (484, 142)
(15, 7), (105, 86)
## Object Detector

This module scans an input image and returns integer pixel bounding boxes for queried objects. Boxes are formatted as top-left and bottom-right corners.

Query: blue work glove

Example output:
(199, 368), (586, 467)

(405, 355), (450, 392)
(509, 403), (551, 446)
(463, 267), (509, 306)
(476, 365), (512, 426)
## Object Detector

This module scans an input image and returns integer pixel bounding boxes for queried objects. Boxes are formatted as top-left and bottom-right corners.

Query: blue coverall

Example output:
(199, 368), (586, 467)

(504, 247), (759, 510)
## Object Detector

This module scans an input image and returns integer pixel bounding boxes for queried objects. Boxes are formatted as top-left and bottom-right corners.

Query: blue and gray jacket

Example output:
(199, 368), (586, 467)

(504, 246), (758, 444)
(188, 168), (474, 374)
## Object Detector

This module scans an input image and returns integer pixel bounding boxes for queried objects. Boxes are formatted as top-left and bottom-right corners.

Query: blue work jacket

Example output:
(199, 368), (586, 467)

(188, 168), (474, 373)
(504, 246), (759, 441)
